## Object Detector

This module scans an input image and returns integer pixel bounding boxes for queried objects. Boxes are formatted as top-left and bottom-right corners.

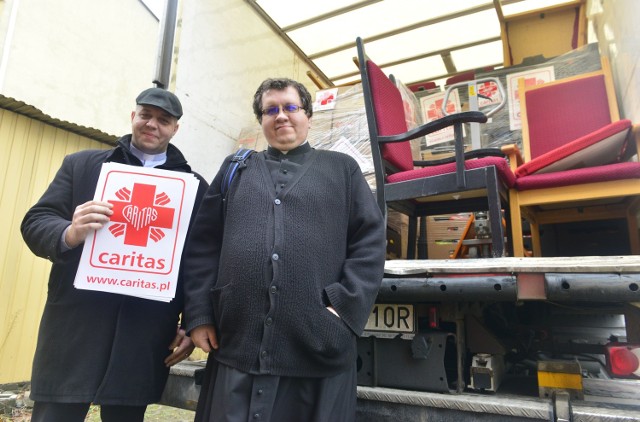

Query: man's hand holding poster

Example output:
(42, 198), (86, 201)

(74, 163), (199, 301)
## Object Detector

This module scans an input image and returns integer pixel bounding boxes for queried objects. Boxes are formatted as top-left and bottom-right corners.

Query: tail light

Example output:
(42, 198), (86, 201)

(605, 343), (640, 378)
(428, 305), (439, 329)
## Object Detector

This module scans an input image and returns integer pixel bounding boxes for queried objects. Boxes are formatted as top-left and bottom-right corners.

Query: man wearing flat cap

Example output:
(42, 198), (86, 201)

(21, 87), (208, 422)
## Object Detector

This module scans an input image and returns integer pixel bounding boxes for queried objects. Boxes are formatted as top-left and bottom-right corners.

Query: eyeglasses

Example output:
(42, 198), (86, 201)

(261, 103), (304, 117)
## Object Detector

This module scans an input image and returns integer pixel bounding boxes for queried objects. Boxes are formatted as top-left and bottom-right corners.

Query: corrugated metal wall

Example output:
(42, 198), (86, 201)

(0, 109), (111, 383)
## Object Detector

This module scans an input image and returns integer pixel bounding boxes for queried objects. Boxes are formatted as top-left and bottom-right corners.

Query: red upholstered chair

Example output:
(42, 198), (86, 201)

(356, 37), (516, 259)
(444, 67), (494, 87)
(407, 80), (437, 93)
(508, 57), (640, 257)
(445, 70), (476, 87)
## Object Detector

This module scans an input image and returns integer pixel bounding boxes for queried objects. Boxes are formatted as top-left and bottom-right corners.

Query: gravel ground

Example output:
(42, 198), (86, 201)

(0, 384), (195, 422)
(86, 404), (195, 421)
(1, 404), (195, 422)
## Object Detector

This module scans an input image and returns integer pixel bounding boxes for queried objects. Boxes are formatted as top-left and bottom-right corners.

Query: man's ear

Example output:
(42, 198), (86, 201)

(131, 110), (136, 121)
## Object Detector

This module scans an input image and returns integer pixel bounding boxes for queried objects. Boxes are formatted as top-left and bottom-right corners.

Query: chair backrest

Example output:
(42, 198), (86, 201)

(407, 80), (437, 93)
(498, 0), (587, 67)
(357, 40), (414, 174)
(445, 70), (476, 87)
(519, 57), (619, 161)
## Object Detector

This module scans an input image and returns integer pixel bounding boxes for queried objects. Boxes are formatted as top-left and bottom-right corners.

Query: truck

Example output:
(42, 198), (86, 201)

(159, 0), (640, 420)
(352, 257), (640, 421)
(162, 258), (640, 421)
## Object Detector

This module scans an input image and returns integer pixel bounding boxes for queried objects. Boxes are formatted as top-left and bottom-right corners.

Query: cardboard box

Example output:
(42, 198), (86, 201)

(428, 240), (458, 260)
(385, 213), (472, 259)
(387, 210), (409, 259)
(235, 124), (267, 151)
(386, 228), (402, 259)
(426, 213), (473, 259)
(426, 214), (472, 242)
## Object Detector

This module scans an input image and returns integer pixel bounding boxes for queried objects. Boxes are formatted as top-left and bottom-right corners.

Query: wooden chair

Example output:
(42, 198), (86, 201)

(508, 57), (640, 256)
(496, 0), (587, 67)
(356, 37), (516, 259)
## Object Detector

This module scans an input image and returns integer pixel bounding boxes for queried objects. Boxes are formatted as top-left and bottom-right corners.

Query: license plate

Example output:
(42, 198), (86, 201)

(364, 304), (414, 333)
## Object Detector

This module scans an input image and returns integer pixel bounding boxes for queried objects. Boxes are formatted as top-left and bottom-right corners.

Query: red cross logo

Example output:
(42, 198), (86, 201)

(108, 183), (175, 246)
(427, 98), (456, 121)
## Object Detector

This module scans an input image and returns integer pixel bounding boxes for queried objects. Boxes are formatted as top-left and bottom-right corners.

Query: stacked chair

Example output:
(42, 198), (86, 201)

(356, 37), (516, 259)
(506, 57), (640, 256)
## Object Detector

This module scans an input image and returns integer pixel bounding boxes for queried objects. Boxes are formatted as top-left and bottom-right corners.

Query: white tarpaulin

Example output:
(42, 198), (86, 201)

(250, 0), (577, 87)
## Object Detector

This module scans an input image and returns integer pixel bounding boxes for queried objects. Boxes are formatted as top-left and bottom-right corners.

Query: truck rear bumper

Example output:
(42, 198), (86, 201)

(160, 361), (640, 421)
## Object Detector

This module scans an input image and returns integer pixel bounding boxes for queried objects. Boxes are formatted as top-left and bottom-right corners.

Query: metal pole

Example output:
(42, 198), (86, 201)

(153, 0), (178, 88)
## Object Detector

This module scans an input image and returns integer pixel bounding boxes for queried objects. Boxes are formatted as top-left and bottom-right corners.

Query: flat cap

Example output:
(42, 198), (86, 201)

(136, 87), (183, 119)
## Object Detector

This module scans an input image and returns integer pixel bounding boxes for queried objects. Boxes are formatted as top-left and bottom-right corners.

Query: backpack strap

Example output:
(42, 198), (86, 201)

(221, 148), (254, 197)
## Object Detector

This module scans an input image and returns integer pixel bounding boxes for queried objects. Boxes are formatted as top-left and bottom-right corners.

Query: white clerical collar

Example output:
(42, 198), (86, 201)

(130, 143), (167, 167)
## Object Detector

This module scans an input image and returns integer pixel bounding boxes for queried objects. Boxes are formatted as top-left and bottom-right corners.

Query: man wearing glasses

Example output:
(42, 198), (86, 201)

(183, 78), (386, 421)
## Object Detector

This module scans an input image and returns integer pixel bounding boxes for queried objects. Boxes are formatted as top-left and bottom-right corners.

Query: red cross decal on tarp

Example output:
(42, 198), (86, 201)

(108, 183), (175, 246)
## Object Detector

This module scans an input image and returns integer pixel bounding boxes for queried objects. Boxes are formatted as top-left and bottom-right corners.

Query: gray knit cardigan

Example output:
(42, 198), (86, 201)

(183, 147), (386, 377)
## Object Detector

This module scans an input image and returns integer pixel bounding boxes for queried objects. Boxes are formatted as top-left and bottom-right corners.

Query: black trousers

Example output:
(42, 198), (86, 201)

(31, 401), (147, 422)
(196, 357), (357, 422)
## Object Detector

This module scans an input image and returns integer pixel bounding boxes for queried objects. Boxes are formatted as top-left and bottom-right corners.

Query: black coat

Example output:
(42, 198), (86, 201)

(21, 136), (208, 406)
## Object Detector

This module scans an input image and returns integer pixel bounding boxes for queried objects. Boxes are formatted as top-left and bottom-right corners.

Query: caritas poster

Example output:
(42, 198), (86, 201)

(74, 163), (199, 301)
(419, 89), (462, 147)
(506, 65), (555, 130)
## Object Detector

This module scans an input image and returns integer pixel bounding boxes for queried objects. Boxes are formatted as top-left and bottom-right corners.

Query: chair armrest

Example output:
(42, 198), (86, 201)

(500, 143), (523, 171)
(414, 148), (505, 167)
(631, 124), (640, 159)
(378, 111), (487, 144)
